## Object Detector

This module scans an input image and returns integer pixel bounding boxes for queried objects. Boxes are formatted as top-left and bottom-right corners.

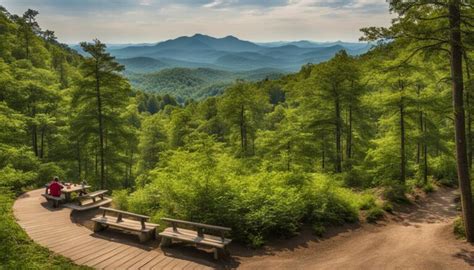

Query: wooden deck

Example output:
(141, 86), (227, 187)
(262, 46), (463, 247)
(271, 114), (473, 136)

(13, 189), (218, 270)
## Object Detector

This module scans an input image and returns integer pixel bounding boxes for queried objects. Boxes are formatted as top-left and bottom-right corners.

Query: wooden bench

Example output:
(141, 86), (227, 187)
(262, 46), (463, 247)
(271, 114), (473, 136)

(41, 193), (64, 208)
(91, 207), (159, 243)
(159, 218), (232, 260)
(77, 190), (108, 206)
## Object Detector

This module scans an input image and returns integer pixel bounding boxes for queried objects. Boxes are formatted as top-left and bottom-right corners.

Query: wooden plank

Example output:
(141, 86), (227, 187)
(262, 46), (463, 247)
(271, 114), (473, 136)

(100, 206), (150, 219)
(64, 198), (112, 211)
(75, 242), (124, 265)
(92, 246), (140, 269)
(161, 218), (231, 231)
(92, 216), (158, 232)
(127, 251), (161, 270)
(53, 237), (103, 254)
(138, 255), (168, 270)
(65, 240), (113, 261)
(87, 245), (135, 267)
(47, 233), (92, 249)
(101, 247), (144, 269)
(148, 256), (175, 269)
(112, 250), (158, 269)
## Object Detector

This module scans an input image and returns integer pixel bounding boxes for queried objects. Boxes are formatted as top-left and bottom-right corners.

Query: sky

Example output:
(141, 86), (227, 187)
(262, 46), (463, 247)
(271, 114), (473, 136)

(1, 0), (394, 44)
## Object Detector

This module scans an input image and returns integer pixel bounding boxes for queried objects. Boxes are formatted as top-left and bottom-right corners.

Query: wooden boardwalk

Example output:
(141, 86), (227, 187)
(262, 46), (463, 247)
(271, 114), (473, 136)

(13, 189), (218, 270)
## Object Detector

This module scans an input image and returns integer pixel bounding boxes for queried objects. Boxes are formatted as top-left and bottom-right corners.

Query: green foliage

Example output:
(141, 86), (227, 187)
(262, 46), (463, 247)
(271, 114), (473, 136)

(37, 162), (64, 184)
(305, 175), (359, 227)
(383, 182), (409, 203)
(382, 201), (394, 213)
(128, 67), (283, 101)
(453, 216), (466, 239)
(431, 155), (457, 187)
(366, 206), (384, 223)
(111, 190), (129, 210)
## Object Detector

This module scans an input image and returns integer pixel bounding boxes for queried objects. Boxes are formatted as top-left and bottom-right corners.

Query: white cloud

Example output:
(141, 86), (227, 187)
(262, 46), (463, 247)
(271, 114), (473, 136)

(1, 0), (393, 43)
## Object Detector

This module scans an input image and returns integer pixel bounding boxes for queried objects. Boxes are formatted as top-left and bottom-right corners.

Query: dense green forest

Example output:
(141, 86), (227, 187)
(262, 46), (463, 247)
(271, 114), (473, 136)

(126, 67), (283, 101)
(1, 1), (474, 261)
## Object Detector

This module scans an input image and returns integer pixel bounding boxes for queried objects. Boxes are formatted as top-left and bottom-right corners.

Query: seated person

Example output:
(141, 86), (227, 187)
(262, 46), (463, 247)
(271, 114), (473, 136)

(47, 176), (64, 197)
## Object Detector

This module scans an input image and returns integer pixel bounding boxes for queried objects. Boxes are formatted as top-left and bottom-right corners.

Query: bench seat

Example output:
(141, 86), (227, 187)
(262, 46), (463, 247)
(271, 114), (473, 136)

(92, 216), (158, 233)
(64, 197), (112, 211)
(159, 218), (232, 259)
(159, 227), (232, 249)
(91, 207), (159, 243)
(41, 193), (64, 207)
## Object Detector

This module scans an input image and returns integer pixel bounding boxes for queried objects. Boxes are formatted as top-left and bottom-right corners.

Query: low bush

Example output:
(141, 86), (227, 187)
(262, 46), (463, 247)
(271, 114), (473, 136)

(304, 174), (359, 227)
(111, 190), (129, 210)
(382, 201), (394, 213)
(383, 182), (409, 203)
(366, 206), (384, 223)
(129, 149), (370, 247)
(431, 155), (457, 187)
(453, 216), (465, 239)
(357, 193), (377, 210)
(422, 182), (435, 193)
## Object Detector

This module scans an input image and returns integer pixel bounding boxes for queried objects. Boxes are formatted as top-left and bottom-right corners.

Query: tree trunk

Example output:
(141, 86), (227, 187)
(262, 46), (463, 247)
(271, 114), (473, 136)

(40, 126), (45, 159)
(335, 95), (342, 173)
(95, 61), (106, 189)
(417, 85), (422, 165)
(400, 101), (406, 183)
(449, 1), (474, 243)
(423, 117), (428, 185)
(346, 104), (353, 163)
(77, 140), (81, 179)
(464, 52), (473, 168)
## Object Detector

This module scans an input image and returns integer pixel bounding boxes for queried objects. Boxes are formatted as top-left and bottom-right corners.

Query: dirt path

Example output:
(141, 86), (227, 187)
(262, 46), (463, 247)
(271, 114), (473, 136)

(234, 187), (474, 270)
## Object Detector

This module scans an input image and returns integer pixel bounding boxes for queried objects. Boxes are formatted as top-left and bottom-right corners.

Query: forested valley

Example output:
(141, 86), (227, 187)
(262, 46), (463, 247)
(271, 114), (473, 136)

(1, 2), (474, 267)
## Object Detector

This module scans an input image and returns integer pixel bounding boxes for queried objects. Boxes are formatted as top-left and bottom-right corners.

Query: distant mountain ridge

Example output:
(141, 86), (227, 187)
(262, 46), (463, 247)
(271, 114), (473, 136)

(69, 34), (372, 100)
(71, 34), (371, 73)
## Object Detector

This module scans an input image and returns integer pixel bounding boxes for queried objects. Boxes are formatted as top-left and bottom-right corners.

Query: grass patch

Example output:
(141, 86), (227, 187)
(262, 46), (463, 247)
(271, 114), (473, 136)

(0, 191), (90, 269)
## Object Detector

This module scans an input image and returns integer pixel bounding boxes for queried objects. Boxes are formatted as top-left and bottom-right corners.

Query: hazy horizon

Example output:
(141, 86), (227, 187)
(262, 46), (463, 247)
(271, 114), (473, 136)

(1, 0), (394, 44)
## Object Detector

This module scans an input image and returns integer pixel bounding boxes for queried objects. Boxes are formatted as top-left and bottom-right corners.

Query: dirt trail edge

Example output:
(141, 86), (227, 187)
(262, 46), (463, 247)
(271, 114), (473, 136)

(236, 187), (474, 270)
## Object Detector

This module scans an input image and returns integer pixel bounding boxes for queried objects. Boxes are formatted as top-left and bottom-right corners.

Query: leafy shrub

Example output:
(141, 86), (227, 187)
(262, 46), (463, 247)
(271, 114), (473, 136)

(233, 172), (306, 246)
(382, 201), (394, 213)
(112, 190), (129, 210)
(305, 175), (359, 227)
(312, 223), (326, 237)
(357, 193), (377, 210)
(453, 216), (465, 239)
(37, 162), (65, 185)
(0, 166), (37, 193)
(128, 186), (161, 216)
(383, 182), (408, 203)
(431, 155), (457, 187)
(422, 182), (435, 193)
(366, 206), (384, 223)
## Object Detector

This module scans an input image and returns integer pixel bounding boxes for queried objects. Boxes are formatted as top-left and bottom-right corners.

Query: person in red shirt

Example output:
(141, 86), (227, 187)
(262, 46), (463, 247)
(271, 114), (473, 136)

(48, 177), (63, 197)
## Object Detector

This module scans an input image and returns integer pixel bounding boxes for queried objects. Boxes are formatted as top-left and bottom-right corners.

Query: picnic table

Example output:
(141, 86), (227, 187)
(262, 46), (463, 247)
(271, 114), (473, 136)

(44, 183), (91, 202)
(61, 184), (91, 202)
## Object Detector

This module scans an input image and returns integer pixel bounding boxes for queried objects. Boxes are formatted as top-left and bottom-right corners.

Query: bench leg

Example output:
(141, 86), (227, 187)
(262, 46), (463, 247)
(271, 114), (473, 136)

(160, 237), (172, 248)
(138, 232), (151, 243)
(93, 222), (107, 232)
(214, 247), (229, 260)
